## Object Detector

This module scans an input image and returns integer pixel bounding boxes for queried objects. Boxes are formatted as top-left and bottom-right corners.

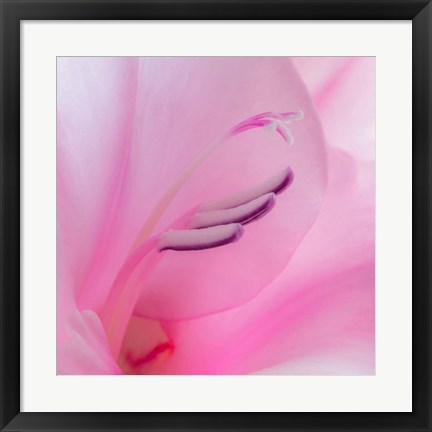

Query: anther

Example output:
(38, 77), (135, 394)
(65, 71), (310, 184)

(201, 167), (293, 212)
(158, 224), (244, 252)
(190, 193), (276, 229)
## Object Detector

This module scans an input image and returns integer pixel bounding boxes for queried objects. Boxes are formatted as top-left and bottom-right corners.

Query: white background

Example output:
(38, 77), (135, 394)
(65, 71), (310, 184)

(21, 21), (412, 412)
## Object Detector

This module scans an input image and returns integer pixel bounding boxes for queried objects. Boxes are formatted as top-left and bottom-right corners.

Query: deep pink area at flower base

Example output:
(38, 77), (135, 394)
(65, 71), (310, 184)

(56, 57), (375, 375)
(128, 147), (375, 375)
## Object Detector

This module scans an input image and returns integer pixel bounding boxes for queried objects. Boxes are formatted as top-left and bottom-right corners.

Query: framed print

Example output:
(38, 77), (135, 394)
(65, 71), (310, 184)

(1, 0), (431, 431)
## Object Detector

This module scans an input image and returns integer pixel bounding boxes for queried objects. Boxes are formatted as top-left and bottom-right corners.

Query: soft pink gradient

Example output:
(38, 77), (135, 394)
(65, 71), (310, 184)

(292, 57), (375, 160)
(57, 57), (375, 375)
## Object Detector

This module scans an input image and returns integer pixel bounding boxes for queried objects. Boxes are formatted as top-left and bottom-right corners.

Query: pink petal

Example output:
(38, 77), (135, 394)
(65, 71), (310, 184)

(57, 310), (122, 375)
(131, 58), (327, 320)
(57, 215), (120, 373)
(57, 57), (139, 304)
(58, 58), (326, 322)
(147, 263), (374, 375)
(132, 147), (374, 375)
(293, 57), (375, 160)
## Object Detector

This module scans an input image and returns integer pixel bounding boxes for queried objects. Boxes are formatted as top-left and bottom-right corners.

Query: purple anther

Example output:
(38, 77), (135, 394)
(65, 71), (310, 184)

(202, 167), (293, 212)
(158, 224), (244, 252)
(190, 193), (276, 229)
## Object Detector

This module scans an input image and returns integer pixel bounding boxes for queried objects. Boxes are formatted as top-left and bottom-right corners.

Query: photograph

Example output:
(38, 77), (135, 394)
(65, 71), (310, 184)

(56, 56), (375, 376)
(2, 2), (430, 429)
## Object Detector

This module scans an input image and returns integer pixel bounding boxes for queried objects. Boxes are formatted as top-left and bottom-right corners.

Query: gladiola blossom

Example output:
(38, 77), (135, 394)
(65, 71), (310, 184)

(57, 57), (374, 375)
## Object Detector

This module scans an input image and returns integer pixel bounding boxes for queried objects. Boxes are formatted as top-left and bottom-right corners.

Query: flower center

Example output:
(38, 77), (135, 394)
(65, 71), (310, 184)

(129, 111), (303, 251)
(100, 110), (303, 359)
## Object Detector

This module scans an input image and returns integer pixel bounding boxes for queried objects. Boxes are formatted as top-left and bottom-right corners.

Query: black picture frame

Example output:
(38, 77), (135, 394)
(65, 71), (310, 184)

(1, 1), (430, 431)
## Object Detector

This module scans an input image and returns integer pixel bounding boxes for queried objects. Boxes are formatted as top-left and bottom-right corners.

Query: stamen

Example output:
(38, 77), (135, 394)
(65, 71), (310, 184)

(130, 111), (302, 251)
(190, 193), (276, 229)
(158, 224), (244, 252)
(100, 110), (301, 358)
(201, 167), (293, 212)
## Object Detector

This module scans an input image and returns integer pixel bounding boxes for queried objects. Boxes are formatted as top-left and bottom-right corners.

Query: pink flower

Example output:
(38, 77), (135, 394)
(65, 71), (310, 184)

(57, 57), (374, 375)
